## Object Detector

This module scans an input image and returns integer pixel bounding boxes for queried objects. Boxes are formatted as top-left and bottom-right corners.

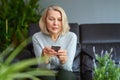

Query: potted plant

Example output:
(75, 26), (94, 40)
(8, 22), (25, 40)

(0, 0), (41, 51)
(0, 38), (55, 80)
(93, 47), (120, 80)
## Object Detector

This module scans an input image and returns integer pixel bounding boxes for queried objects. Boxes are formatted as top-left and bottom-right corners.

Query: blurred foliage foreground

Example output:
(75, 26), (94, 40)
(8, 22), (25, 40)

(0, 38), (55, 80)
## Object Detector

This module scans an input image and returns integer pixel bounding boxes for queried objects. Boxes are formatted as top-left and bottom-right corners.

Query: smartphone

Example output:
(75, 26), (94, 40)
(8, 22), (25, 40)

(51, 46), (61, 52)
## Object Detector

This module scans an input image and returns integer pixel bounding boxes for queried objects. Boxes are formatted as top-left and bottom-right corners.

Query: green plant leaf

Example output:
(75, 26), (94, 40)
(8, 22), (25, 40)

(3, 73), (40, 80)
(5, 37), (32, 65)
(93, 47), (120, 80)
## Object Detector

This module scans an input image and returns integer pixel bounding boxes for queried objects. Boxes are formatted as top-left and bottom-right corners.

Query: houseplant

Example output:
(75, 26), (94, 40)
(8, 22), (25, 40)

(0, 38), (55, 80)
(0, 1), (55, 79)
(0, 0), (41, 51)
(93, 47), (120, 80)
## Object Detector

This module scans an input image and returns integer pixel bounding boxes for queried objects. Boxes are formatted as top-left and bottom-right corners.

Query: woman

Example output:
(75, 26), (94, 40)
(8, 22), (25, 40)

(32, 5), (77, 80)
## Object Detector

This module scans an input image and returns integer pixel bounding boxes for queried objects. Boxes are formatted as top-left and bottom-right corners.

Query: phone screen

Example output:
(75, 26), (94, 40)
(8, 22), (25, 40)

(51, 46), (61, 52)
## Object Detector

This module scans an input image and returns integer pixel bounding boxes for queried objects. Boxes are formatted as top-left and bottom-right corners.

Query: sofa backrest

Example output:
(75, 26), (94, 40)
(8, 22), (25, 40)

(27, 23), (40, 57)
(28, 23), (40, 37)
(80, 24), (120, 44)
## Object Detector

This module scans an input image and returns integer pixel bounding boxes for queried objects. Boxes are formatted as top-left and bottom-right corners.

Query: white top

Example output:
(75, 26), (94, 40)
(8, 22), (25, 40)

(32, 31), (77, 71)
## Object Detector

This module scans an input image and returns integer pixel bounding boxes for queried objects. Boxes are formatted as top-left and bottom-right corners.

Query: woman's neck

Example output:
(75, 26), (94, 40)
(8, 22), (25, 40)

(50, 34), (59, 41)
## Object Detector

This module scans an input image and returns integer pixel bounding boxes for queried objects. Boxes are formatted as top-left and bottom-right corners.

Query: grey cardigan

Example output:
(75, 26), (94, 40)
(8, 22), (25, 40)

(32, 32), (77, 71)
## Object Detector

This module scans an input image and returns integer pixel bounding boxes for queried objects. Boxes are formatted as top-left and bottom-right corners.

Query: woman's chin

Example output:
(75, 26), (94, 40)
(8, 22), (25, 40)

(51, 31), (60, 34)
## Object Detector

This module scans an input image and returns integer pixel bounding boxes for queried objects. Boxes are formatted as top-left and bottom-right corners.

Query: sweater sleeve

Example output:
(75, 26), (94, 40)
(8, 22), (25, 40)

(32, 33), (51, 69)
(61, 33), (77, 71)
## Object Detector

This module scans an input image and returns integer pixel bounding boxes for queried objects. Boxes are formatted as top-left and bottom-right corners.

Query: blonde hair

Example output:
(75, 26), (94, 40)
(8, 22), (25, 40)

(39, 5), (70, 35)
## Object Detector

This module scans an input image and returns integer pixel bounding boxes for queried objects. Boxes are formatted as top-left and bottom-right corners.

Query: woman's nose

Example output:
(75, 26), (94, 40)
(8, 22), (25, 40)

(54, 20), (58, 25)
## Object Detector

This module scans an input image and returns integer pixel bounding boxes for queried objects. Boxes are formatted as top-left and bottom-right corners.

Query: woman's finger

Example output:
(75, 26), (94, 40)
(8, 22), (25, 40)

(57, 50), (67, 56)
(58, 55), (68, 64)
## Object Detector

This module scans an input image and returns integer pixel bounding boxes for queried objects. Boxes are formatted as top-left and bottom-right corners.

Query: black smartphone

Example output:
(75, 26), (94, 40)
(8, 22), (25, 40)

(51, 46), (61, 52)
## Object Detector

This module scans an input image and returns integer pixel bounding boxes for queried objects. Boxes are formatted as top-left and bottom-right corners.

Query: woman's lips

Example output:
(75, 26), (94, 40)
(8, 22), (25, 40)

(52, 27), (59, 30)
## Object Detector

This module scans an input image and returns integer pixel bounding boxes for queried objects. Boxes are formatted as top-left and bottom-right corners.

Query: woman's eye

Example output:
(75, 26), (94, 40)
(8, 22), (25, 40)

(58, 19), (62, 21)
(49, 18), (54, 21)
(48, 17), (62, 21)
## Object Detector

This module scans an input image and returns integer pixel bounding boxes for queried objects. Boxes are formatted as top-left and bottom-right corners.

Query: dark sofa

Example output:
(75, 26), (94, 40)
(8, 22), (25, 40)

(17, 23), (120, 80)
(80, 24), (120, 80)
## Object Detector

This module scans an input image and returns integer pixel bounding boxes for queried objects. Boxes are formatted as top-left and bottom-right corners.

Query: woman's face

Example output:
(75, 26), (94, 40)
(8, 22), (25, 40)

(46, 10), (62, 35)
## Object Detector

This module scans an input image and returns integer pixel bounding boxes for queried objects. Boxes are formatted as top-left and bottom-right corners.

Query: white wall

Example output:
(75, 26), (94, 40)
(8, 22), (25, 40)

(39, 0), (120, 24)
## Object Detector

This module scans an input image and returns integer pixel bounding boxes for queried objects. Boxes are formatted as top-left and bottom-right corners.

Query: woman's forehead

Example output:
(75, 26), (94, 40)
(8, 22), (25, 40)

(47, 10), (61, 17)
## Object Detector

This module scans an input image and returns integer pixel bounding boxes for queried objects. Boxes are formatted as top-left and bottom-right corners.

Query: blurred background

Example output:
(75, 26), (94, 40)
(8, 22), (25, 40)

(39, 0), (120, 24)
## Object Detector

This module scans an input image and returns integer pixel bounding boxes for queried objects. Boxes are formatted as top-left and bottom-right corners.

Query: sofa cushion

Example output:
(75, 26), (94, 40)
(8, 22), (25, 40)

(72, 43), (81, 72)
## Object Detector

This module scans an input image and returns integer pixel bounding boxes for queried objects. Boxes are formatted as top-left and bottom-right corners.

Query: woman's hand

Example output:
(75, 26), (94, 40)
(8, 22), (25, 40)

(57, 49), (68, 64)
(42, 47), (57, 57)
(42, 47), (57, 64)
